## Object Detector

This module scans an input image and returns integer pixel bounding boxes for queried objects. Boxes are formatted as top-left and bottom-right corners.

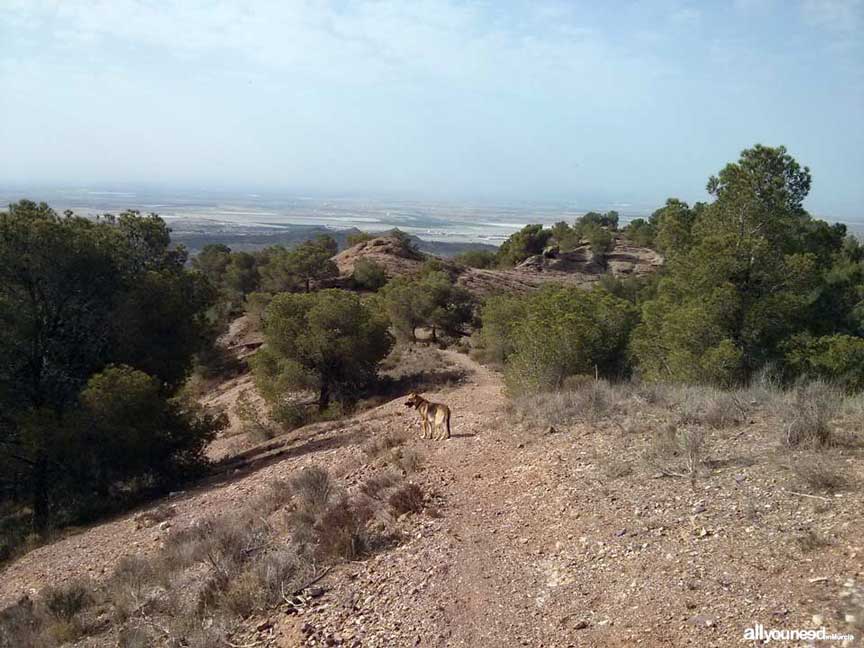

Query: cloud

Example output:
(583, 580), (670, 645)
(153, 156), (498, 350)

(0, 0), (666, 92)
(800, 0), (863, 32)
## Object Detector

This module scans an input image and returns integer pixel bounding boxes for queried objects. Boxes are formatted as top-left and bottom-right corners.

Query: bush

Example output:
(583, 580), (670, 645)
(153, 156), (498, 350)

(347, 231), (374, 247)
(508, 379), (623, 427)
(42, 582), (92, 623)
(644, 423), (706, 476)
(778, 381), (841, 447)
(352, 259), (388, 291)
(234, 388), (278, 442)
(454, 250), (497, 269)
(786, 456), (848, 493)
(314, 497), (375, 560)
(502, 286), (638, 393)
(785, 334), (864, 391)
(672, 385), (747, 429)
(291, 466), (333, 514)
(497, 224), (552, 267)
(388, 483), (424, 515)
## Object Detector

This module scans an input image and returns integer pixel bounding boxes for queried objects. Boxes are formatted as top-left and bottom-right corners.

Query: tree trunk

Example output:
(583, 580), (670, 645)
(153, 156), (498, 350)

(305, 277), (311, 293)
(431, 325), (437, 342)
(318, 382), (331, 413)
(32, 456), (48, 536)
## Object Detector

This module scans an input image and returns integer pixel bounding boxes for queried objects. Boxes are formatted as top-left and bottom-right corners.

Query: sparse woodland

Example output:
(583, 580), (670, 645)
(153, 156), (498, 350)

(1, 145), (863, 647)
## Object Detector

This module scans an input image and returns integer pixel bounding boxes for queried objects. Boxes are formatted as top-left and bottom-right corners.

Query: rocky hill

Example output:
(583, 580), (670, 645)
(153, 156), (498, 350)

(332, 235), (663, 296)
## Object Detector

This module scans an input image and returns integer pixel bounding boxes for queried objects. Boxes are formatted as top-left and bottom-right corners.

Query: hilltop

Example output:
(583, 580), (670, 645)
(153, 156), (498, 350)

(332, 234), (662, 296)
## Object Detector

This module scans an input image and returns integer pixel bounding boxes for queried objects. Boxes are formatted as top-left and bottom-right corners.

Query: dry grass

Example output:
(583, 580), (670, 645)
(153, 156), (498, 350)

(783, 456), (850, 494)
(671, 385), (748, 429)
(600, 458), (633, 480)
(361, 471), (403, 500)
(0, 463), (410, 648)
(388, 446), (424, 473)
(509, 379), (623, 427)
(643, 423), (706, 477)
(794, 528), (832, 553)
(776, 381), (842, 448)
(362, 431), (409, 459)
(234, 387), (279, 442)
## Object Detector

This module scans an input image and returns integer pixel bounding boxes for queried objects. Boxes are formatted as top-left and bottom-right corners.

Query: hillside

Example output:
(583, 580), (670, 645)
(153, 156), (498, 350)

(333, 235), (663, 296)
(1, 345), (861, 647)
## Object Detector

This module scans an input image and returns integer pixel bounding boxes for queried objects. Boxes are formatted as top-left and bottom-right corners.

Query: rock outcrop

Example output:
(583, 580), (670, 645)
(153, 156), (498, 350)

(332, 234), (663, 296)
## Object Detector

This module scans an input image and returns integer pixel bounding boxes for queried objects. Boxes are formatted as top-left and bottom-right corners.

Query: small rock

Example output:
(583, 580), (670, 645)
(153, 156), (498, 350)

(692, 504), (707, 514)
(573, 620), (589, 630)
(614, 529), (627, 537)
(812, 614), (824, 626)
(308, 587), (325, 598)
(687, 614), (715, 628)
(256, 621), (273, 632)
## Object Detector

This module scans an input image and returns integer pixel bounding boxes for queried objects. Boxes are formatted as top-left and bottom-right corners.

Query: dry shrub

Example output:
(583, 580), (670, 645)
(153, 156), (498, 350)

(42, 581), (92, 623)
(600, 458), (633, 480)
(362, 431), (408, 459)
(0, 596), (40, 648)
(291, 466), (333, 515)
(1, 468), (396, 648)
(108, 556), (157, 621)
(250, 479), (292, 517)
(786, 456), (849, 493)
(389, 447), (424, 473)
(510, 379), (622, 428)
(794, 529), (832, 553)
(214, 548), (300, 617)
(673, 385), (747, 429)
(43, 619), (83, 645)
(644, 423), (706, 476)
(314, 497), (374, 560)
(777, 381), (841, 448)
(118, 625), (153, 648)
(388, 483), (425, 515)
(161, 524), (212, 571)
(361, 471), (402, 500)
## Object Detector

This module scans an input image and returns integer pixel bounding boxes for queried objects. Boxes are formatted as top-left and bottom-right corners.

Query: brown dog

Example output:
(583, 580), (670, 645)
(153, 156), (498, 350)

(404, 392), (451, 440)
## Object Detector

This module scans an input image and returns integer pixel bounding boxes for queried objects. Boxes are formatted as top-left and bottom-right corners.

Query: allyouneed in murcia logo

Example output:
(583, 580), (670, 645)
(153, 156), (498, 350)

(742, 623), (855, 643)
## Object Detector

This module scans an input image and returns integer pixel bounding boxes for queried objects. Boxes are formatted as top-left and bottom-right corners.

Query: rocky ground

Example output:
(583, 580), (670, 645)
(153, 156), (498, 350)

(1, 349), (862, 647)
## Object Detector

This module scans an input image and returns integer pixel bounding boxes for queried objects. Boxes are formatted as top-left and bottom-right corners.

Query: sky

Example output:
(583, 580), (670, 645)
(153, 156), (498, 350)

(1, 0), (862, 219)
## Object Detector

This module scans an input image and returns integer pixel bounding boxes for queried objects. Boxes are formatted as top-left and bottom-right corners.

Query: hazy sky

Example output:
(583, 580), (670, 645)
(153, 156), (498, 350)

(1, 1), (862, 218)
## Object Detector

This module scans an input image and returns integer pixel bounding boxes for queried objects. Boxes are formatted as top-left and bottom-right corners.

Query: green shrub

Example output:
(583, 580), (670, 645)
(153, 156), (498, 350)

(502, 286), (638, 394)
(454, 250), (497, 268)
(352, 258), (388, 291)
(785, 334), (864, 391)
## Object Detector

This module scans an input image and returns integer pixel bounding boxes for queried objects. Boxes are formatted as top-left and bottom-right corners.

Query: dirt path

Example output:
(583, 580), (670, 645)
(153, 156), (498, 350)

(269, 351), (863, 647)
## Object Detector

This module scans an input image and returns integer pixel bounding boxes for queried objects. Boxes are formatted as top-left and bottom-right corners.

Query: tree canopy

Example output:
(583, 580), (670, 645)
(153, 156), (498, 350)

(631, 144), (862, 387)
(253, 289), (393, 412)
(0, 201), (221, 532)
